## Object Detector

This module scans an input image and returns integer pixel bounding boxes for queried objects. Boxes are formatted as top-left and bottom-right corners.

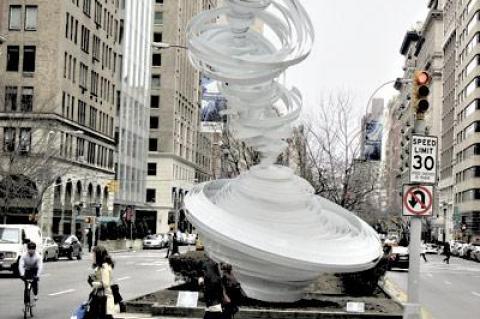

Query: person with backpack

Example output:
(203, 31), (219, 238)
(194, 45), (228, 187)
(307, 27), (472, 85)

(221, 263), (243, 319)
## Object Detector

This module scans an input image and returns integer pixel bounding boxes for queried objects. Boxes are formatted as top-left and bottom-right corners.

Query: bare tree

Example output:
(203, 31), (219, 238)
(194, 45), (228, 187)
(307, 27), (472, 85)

(0, 95), (73, 224)
(220, 130), (260, 178)
(302, 93), (381, 219)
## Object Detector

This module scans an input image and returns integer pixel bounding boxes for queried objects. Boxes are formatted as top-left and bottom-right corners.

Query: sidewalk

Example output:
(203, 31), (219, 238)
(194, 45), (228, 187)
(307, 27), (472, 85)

(380, 276), (433, 319)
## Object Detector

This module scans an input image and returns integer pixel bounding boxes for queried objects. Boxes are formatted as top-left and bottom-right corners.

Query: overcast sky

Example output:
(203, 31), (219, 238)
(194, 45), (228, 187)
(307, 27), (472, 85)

(286, 0), (429, 120)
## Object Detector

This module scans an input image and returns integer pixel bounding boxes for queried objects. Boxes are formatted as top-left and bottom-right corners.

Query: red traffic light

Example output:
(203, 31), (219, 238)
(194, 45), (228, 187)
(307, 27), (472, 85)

(414, 71), (430, 85)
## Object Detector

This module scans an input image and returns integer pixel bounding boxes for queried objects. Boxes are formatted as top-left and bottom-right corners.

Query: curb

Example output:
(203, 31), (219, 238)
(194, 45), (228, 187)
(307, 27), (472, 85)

(378, 277), (434, 319)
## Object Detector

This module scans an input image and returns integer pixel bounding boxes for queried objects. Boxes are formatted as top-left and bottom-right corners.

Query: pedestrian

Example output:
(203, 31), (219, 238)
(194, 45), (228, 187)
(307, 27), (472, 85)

(221, 263), (243, 319)
(87, 228), (93, 252)
(165, 233), (173, 258)
(86, 245), (115, 319)
(443, 242), (451, 264)
(420, 242), (428, 262)
(172, 232), (180, 256)
(199, 260), (224, 319)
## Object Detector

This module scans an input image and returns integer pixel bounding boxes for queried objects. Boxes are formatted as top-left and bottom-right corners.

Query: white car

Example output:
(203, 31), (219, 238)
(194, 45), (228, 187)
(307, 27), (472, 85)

(425, 243), (439, 254)
(42, 237), (59, 261)
(0, 225), (43, 275)
(186, 234), (197, 245)
(143, 234), (166, 249)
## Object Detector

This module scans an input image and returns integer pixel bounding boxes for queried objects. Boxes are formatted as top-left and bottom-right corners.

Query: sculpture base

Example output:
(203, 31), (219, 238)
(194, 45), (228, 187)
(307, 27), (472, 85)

(185, 165), (382, 302)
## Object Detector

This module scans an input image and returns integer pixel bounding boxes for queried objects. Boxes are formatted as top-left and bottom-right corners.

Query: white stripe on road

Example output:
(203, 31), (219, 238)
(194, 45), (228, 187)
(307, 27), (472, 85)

(444, 280), (452, 285)
(117, 276), (131, 282)
(156, 267), (168, 272)
(41, 273), (51, 277)
(426, 273), (433, 278)
(48, 289), (75, 296)
(472, 292), (480, 297)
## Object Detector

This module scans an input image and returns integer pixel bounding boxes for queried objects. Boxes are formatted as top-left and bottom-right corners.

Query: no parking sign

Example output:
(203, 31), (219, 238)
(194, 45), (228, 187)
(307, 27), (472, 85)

(402, 185), (433, 217)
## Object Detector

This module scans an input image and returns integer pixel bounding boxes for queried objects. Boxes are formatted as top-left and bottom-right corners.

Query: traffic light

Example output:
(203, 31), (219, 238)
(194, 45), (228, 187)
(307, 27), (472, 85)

(412, 71), (431, 118)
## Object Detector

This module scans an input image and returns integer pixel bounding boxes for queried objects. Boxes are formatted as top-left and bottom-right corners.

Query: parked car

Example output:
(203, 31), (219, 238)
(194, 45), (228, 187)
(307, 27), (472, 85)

(143, 234), (167, 249)
(53, 235), (82, 260)
(42, 237), (59, 261)
(387, 246), (409, 270)
(425, 243), (439, 254)
(186, 234), (197, 245)
(0, 225), (43, 275)
(465, 243), (480, 260)
(451, 241), (467, 256)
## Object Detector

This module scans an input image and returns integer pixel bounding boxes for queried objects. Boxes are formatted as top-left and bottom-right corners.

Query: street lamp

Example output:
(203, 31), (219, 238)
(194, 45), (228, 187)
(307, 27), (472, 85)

(152, 41), (188, 50)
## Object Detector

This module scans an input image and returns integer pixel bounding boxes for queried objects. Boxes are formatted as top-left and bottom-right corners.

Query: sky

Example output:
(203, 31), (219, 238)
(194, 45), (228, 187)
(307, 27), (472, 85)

(285, 0), (429, 120)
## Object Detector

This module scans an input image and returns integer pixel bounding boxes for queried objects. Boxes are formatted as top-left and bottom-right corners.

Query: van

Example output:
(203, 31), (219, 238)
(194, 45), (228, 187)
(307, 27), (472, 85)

(0, 225), (43, 275)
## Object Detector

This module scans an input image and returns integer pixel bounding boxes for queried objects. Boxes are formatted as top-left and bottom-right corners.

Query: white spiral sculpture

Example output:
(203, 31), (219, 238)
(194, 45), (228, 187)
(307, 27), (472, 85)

(185, 0), (383, 302)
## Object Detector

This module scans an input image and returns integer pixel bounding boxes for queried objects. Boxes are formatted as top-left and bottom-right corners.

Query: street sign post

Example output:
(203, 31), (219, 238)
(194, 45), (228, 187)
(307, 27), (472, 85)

(402, 185), (434, 217)
(409, 135), (438, 184)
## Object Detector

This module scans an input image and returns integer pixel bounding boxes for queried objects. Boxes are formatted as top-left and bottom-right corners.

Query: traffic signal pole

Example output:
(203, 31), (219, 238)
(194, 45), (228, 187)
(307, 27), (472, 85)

(404, 71), (431, 319)
(404, 119), (426, 319)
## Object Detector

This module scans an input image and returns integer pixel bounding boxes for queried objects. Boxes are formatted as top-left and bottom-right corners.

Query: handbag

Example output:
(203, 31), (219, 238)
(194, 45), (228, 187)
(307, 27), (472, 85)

(71, 302), (88, 319)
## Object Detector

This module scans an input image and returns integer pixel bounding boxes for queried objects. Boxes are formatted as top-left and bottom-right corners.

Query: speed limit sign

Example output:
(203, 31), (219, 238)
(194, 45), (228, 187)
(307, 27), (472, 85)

(410, 135), (438, 184)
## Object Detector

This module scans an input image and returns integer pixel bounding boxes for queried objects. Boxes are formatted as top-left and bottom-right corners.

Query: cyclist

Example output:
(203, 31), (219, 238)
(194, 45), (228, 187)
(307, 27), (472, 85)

(19, 242), (43, 301)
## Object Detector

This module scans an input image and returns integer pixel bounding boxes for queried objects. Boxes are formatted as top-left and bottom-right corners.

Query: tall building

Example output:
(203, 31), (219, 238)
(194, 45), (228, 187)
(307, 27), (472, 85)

(440, 0), (457, 242)
(449, 0), (480, 242)
(146, 0), (217, 234)
(0, 0), (122, 237)
(385, 1), (444, 240)
(114, 1), (152, 222)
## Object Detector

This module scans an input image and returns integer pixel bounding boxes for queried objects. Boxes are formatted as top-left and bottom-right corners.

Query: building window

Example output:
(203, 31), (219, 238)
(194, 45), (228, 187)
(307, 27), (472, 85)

(151, 75), (161, 88)
(19, 128), (31, 153)
(78, 100), (86, 125)
(95, 1), (102, 26)
(81, 26), (90, 53)
(149, 138), (158, 151)
(155, 0), (164, 3)
(151, 95), (160, 108)
(5, 86), (18, 111)
(23, 46), (36, 72)
(152, 54), (162, 66)
(9, 5), (22, 30)
(146, 189), (156, 203)
(3, 128), (16, 152)
(21, 87), (34, 112)
(153, 32), (162, 42)
(150, 116), (159, 129)
(25, 6), (38, 31)
(6, 46), (20, 71)
(89, 106), (97, 129)
(147, 163), (157, 176)
(83, 0), (91, 16)
(154, 12), (163, 25)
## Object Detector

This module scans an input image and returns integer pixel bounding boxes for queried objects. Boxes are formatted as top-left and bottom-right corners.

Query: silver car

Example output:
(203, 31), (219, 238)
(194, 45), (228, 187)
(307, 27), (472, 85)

(42, 237), (59, 261)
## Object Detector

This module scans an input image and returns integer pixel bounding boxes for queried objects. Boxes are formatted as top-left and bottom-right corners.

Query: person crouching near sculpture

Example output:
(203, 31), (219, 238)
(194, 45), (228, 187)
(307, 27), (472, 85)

(221, 263), (243, 319)
(199, 260), (224, 319)
(87, 245), (115, 319)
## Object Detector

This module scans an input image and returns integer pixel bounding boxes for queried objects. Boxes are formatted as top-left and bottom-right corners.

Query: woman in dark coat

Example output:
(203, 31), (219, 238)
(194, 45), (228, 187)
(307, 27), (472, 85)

(200, 260), (224, 319)
(443, 242), (451, 264)
(221, 263), (242, 319)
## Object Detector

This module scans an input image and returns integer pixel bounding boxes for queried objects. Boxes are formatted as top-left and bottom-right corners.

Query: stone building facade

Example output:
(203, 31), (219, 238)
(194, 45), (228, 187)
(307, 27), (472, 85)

(0, 0), (123, 237)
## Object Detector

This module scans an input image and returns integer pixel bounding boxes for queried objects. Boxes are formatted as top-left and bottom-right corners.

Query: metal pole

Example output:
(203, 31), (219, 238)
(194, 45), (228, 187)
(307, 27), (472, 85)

(404, 118), (426, 319)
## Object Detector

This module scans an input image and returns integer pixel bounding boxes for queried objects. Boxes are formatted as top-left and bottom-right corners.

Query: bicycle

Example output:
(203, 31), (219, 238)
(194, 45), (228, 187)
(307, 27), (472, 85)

(23, 279), (36, 319)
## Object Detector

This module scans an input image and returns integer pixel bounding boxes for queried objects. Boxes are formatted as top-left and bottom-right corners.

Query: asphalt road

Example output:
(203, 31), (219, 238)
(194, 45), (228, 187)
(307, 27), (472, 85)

(387, 254), (480, 319)
(0, 248), (177, 319)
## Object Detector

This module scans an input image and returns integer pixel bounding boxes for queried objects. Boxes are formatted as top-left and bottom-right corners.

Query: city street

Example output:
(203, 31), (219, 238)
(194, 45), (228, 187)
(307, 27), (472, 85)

(387, 254), (480, 319)
(0, 249), (175, 319)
